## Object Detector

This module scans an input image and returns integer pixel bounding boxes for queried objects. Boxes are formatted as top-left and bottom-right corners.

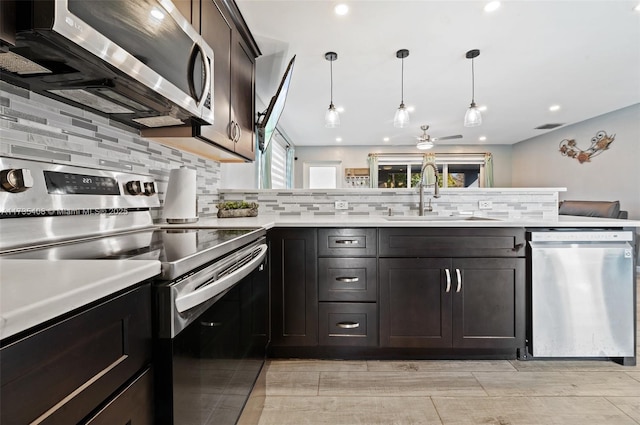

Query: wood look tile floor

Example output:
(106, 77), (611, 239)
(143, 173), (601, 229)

(238, 278), (640, 425)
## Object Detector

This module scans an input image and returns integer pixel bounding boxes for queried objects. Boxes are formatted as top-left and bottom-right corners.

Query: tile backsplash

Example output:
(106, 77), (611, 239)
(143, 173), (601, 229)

(219, 188), (561, 220)
(0, 81), (221, 219)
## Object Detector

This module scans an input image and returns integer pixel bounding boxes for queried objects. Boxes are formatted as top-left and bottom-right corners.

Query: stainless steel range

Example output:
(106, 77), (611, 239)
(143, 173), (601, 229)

(0, 156), (268, 425)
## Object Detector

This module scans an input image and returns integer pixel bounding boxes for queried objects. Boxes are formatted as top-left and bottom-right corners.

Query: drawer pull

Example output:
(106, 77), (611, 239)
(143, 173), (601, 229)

(336, 276), (359, 283)
(335, 239), (359, 245)
(336, 321), (360, 329)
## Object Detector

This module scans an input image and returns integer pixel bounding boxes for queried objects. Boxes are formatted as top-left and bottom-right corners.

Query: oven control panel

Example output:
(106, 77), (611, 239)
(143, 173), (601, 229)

(0, 156), (160, 213)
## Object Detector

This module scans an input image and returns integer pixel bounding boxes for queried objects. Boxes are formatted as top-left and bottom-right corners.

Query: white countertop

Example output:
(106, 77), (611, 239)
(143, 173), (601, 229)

(160, 214), (640, 229)
(0, 259), (161, 340)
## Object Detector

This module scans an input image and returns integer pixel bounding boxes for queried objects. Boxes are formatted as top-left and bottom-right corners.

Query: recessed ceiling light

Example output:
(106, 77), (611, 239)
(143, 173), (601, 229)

(383, 137), (390, 142)
(407, 106), (415, 112)
(334, 4), (349, 16)
(337, 106), (345, 113)
(549, 104), (561, 112)
(484, 1), (501, 12)
(635, 3), (640, 11)
(336, 137), (342, 142)
(478, 105), (488, 112)
(479, 136), (487, 141)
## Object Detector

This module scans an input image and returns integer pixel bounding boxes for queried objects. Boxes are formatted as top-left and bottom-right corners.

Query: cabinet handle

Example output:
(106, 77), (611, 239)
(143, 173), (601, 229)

(200, 321), (222, 327)
(336, 321), (360, 329)
(336, 276), (359, 283)
(455, 268), (462, 293)
(229, 120), (237, 141)
(335, 239), (359, 245)
(235, 122), (242, 143)
(444, 268), (451, 292)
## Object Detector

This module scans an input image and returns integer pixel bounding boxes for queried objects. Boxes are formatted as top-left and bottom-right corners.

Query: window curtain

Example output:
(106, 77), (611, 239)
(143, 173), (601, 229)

(259, 140), (272, 189)
(285, 144), (295, 188)
(368, 154), (378, 188)
(483, 153), (494, 188)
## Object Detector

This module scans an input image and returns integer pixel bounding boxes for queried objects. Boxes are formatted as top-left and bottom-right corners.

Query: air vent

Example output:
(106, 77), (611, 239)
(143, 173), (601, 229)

(535, 123), (565, 130)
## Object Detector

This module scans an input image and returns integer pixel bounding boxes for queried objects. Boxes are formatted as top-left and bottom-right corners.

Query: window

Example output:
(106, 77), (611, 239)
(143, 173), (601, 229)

(303, 161), (342, 189)
(370, 153), (492, 188)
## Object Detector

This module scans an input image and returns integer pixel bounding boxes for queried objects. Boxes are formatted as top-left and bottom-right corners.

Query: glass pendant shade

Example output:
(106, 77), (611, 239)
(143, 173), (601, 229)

(464, 102), (482, 127)
(325, 103), (340, 128)
(393, 103), (410, 128)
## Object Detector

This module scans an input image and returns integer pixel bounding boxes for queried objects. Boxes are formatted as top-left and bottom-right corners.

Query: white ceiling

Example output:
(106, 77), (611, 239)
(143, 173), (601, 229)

(236, 0), (640, 148)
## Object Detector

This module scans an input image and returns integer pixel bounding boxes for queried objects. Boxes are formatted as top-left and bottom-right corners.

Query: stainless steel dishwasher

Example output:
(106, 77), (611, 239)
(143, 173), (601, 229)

(529, 230), (636, 364)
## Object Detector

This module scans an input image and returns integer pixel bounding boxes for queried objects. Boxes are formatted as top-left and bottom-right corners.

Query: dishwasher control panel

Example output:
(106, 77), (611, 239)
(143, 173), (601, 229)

(530, 230), (633, 242)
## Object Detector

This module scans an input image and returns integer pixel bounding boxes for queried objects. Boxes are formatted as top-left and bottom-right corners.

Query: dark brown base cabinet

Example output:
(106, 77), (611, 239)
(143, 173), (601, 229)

(268, 227), (526, 359)
(379, 257), (525, 351)
(0, 284), (153, 425)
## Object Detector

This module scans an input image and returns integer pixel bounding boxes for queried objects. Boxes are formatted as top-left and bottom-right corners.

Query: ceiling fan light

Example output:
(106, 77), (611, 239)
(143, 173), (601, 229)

(394, 103), (410, 128)
(416, 140), (433, 150)
(325, 103), (340, 128)
(464, 102), (482, 127)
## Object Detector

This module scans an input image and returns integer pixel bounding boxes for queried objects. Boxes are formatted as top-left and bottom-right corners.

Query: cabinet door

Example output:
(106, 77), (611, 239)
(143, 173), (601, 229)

(231, 36), (256, 160)
(173, 0), (198, 30)
(379, 258), (452, 348)
(451, 258), (525, 349)
(199, 0), (234, 151)
(269, 228), (318, 346)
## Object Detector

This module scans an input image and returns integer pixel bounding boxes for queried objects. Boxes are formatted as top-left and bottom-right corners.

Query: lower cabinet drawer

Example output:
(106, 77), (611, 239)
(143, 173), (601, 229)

(318, 258), (377, 302)
(319, 303), (377, 346)
(85, 368), (154, 425)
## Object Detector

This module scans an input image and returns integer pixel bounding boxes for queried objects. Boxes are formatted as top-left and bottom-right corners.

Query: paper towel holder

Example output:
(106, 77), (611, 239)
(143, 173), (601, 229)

(164, 166), (199, 224)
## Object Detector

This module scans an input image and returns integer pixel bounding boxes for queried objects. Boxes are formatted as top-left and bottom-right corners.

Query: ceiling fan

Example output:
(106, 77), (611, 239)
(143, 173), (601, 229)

(415, 125), (462, 150)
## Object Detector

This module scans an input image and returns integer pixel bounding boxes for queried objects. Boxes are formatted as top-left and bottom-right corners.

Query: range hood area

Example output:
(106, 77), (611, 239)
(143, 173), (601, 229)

(0, 0), (260, 163)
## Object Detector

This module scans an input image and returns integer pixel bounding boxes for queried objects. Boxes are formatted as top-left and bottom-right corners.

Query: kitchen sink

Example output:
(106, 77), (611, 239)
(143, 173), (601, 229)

(384, 215), (500, 222)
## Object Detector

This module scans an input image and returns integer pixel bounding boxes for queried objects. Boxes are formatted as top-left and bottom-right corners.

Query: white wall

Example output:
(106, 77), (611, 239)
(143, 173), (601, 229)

(293, 144), (513, 188)
(512, 104), (640, 219)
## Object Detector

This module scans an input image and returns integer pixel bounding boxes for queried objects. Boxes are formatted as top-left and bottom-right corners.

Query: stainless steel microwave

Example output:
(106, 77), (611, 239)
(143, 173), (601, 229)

(0, 0), (214, 128)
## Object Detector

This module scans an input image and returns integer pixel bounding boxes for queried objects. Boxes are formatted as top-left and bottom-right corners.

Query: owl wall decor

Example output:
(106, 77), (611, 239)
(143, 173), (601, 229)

(558, 130), (615, 164)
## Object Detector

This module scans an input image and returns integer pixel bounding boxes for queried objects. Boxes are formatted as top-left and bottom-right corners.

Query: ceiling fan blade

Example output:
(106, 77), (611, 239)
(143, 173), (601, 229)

(434, 134), (463, 141)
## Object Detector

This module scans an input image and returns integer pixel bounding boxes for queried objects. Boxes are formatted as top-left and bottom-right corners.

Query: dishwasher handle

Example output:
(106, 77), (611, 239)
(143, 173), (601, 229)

(175, 244), (267, 313)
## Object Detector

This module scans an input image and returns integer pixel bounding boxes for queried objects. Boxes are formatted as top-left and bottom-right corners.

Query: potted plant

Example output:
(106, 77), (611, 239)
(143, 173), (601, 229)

(216, 201), (259, 218)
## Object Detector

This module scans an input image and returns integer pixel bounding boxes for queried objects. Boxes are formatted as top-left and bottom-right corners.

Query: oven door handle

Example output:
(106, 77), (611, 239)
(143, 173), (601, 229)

(174, 244), (268, 313)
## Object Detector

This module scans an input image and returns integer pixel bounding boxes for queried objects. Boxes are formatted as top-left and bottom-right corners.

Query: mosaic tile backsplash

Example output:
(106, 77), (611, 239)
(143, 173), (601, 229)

(219, 188), (560, 220)
(0, 81), (221, 219)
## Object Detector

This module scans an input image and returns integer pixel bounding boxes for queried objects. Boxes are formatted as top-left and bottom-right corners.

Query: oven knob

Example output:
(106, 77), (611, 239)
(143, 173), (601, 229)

(143, 182), (156, 196)
(1, 168), (34, 193)
(125, 180), (143, 195)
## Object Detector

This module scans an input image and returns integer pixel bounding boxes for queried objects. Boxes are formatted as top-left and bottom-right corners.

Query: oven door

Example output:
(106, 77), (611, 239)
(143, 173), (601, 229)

(154, 240), (269, 425)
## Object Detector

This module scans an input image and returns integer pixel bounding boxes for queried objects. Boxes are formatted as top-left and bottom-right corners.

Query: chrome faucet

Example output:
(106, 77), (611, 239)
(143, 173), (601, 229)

(419, 162), (440, 216)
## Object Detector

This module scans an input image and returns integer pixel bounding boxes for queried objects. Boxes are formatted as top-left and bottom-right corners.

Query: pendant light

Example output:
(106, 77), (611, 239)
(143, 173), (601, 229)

(393, 49), (410, 128)
(324, 52), (340, 128)
(464, 49), (482, 127)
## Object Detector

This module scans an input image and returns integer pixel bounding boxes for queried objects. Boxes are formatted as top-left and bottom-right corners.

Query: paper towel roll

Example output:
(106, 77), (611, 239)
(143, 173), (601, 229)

(164, 167), (198, 223)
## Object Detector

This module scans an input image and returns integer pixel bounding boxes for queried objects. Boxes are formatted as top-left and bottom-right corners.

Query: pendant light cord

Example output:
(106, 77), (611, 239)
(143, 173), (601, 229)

(471, 57), (475, 104)
(330, 59), (334, 105)
(400, 57), (404, 104)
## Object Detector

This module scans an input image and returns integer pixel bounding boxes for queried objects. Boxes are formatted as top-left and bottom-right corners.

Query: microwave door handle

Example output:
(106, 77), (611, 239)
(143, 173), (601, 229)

(175, 244), (267, 313)
(188, 42), (210, 105)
